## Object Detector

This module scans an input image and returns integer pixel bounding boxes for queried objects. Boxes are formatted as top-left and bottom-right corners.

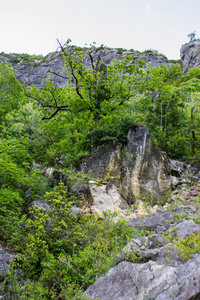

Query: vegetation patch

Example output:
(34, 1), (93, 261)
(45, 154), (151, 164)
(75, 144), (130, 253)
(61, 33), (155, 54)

(1, 41), (200, 298)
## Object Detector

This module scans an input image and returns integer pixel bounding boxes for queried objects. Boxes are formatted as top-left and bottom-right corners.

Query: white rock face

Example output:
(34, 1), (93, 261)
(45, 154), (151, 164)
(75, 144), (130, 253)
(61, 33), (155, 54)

(87, 181), (128, 216)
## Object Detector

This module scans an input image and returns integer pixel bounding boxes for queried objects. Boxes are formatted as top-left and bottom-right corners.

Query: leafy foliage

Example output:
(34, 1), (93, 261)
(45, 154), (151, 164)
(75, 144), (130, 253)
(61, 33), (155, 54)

(0, 62), (23, 124)
(9, 182), (142, 299)
(187, 31), (196, 42)
(1, 43), (200, 299)
(173, 232), (200, 261)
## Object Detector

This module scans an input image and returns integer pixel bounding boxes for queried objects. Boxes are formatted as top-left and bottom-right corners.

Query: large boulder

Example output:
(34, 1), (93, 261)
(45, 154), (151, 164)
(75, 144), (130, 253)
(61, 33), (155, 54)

(85, 254), (200, 300)
(42, 125), (186, 215)
(81, 124), (185, 205)
(85, 210), (200, 300)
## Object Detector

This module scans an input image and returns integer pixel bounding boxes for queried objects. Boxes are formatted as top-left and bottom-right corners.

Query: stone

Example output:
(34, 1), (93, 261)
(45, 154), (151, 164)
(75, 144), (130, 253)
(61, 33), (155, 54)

(116, 233), (178, 266)
(128, 211), (176, 233)
(0, 47), (170, 89)
(173, 219), (200, 241)
(30, 199), (50, 211)
(0, 243), (17, 279)
(4, 41), (200, 90)
(43, 167), (67, 187)
(180, 40), (200, 73)
(81, 124), (184, 206)
(87, 181), (128, 216)
(85, 207), (200, 299)
(85, 254), (200, 300)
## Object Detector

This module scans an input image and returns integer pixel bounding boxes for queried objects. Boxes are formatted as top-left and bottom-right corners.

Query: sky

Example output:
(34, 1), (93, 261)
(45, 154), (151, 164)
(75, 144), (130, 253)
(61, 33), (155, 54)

(1, 0), (200, 60)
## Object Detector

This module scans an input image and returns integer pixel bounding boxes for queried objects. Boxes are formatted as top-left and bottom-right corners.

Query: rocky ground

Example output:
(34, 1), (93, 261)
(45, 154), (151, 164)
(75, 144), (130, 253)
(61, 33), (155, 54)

(1, 165), (200, 299)
(84, 168), (200, 300)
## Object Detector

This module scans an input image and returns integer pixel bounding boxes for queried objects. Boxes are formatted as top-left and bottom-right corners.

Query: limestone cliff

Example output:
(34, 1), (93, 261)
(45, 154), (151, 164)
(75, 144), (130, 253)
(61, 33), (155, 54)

(180, 40), (200, 73)
(1, 41), (200, 88)
(0, 47), (169, 88)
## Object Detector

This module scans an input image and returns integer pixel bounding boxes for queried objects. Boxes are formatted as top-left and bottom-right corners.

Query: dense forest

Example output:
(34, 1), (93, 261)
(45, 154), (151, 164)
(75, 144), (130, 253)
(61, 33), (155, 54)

(0, 42), (200, 299)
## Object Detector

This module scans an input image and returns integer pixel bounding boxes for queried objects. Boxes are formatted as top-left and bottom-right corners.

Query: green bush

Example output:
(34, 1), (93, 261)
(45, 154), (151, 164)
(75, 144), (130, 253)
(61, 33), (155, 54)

(13, 182), (145, 298)
(173, 232), (200, 261)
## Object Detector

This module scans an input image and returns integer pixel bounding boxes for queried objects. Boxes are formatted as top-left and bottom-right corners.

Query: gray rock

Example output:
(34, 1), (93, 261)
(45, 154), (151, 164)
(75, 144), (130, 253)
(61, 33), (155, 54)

(116, 235), (169, 265)
(43, 167), (67, 187)
(81, 125), (184, 205)
(71, 205), (81, 216)
(30, 199), (50, 211)
(173, 219), (200, 241)
(43, 167), (93, 207)
(0, 244), (17, 279)
(0, 47), (170, 89)
(85, 254), (200, 300)
(180, 40), (200, 73)
(70, 180), (93, 207)
(128, 211), (176, 233)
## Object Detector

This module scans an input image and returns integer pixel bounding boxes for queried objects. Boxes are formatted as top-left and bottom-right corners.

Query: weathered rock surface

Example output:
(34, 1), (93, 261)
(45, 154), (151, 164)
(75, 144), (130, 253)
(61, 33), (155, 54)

(80, 124), (185, 206)
(41, 124), (188, 216)
(0, 243), (17, 279)
(84, 165), (200, 299)
(180, 40), (200, 73)
(87, 181), (129, 216)
(85, 254), (200, 300)
(0, 47), (169, 88)
(2, 41), (200, 90)
(85, 205), (200, 300)
(128, 211), (177, 233)
(0, 244), (25, 299)
(117, 218), (200, 264)
(1, 41), (200, 90)
(42, 124), (197, 220)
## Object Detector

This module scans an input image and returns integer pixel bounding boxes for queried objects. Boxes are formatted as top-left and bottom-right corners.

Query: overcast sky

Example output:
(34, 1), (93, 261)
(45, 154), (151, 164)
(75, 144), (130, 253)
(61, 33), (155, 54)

(1, 0), (200, 59)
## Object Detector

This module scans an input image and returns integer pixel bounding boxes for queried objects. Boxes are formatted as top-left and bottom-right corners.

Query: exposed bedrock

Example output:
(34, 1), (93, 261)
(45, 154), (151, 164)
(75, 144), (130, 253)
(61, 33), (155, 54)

(80, 124), (185, 207)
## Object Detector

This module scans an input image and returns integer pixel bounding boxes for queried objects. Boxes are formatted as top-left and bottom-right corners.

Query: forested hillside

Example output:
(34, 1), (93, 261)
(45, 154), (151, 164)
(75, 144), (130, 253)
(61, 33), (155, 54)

(0, 42), (200, 299)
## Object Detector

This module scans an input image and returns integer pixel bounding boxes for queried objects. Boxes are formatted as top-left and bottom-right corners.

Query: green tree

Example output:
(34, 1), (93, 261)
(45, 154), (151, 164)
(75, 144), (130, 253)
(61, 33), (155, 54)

(187, 31), (196, 42)
(0, 62), (23, 125)
(131, 63), (186, 157)
(178, 78), (200, 156)
(0, 63), (48, 242)
(26, 42), (145, 164)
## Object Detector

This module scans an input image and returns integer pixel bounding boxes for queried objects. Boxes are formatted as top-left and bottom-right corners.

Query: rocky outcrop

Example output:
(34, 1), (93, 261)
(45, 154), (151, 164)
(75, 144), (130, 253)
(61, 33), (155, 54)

(180, 40), (200, 73)
(80, 124), (185, 206)
(2, 42), (200, 88)
(85, 206), (200, 300)
(42, 124), (191, 217)
(85, 254), (200, 300)
(0, 47), (169, 88)
(82, 155), (200, 299)
(42, 124), (186, 216)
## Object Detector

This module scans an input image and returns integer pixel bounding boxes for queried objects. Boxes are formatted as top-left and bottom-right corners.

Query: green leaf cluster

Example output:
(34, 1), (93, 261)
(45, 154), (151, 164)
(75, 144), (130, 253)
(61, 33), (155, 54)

(8, 182), (141, 299)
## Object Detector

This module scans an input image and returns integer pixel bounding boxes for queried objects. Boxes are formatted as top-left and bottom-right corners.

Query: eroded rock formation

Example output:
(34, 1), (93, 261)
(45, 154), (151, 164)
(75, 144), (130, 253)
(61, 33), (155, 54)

(42, 124), (186, 216)
(85, 254), (200, 300)
(180, 40), (200, 73)
(0, 48), (169, 88)
(80, 124), (184, 208)
(85, 207), (200, 300)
